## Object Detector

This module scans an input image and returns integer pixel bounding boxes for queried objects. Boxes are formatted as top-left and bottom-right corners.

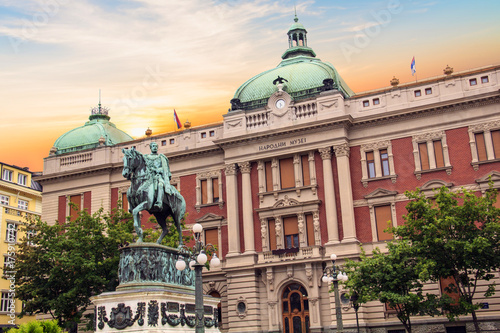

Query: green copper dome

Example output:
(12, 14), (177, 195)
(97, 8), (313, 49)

(230, 16), (354, 111)
(52, 104), (133, 155)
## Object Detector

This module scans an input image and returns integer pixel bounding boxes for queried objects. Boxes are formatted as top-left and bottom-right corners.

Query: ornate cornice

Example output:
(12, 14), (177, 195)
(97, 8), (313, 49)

(469, 119), (500, 132)
(361, 140), (391, 152)
(412, 130), (444, 142)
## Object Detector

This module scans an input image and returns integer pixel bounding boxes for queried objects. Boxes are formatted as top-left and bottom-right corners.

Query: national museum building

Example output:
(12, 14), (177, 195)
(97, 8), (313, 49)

(36, 16), (500, 333)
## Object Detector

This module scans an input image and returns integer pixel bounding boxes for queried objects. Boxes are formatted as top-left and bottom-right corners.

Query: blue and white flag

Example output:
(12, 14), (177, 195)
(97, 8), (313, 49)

(411, 57), (416, 76)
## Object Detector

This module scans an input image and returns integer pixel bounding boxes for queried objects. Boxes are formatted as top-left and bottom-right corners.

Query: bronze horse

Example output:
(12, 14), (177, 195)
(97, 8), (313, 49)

(122, 148), (186, 245)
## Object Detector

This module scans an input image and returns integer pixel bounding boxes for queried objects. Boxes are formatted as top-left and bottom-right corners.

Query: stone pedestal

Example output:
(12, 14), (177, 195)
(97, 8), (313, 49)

(91, 243), (219, 332)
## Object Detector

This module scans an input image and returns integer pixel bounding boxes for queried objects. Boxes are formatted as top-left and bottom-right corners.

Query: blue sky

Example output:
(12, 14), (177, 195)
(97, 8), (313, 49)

(1, 0), (499, 170)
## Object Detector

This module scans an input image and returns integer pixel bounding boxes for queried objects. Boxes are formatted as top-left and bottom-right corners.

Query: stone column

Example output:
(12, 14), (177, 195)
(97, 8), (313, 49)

(319, 147), (339, 244)
(225, 163), (240, 255)
(239, 162), (255, 253)
(333, 143), (357, 242)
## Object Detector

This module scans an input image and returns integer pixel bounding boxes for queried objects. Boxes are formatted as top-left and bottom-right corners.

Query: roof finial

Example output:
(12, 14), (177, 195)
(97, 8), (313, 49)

(294, 1), (298, 22)
(98, 89), (102, 113)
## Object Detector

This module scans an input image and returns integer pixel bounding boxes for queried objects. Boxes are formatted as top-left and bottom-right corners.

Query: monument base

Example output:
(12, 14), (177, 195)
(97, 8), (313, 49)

(91, 243), (220, 332)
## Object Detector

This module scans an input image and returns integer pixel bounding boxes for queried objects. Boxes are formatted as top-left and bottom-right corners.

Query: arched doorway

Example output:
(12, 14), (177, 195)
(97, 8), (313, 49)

(282, 283), (310, 333)
(209, 291), (222, 328)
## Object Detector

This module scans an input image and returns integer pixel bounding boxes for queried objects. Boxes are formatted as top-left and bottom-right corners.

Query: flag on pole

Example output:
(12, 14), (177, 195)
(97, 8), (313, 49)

(173, 109), (181, 129)
(411, 57), (416, 76)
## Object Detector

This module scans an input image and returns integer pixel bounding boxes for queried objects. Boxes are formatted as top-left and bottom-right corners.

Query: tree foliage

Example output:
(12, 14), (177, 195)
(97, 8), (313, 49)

(12, 205), (134, 332)
(6, 319), (62, 333)
(394, 184), (500, 332)
(344, 241), (440, 333)
(142, 214), (192, 247)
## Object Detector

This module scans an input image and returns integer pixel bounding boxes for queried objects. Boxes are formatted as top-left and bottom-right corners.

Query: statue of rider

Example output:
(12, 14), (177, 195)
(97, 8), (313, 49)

(144, 142), (172, 210)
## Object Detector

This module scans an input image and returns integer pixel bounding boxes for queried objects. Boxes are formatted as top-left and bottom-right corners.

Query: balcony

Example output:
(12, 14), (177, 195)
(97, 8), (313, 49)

(258, 246), (324, 264)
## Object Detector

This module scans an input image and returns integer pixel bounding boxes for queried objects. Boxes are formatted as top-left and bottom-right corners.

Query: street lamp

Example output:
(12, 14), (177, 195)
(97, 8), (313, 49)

(176, 223), (220, 333)
(350, 292), (360, 333)
(322, 253), (348, 332)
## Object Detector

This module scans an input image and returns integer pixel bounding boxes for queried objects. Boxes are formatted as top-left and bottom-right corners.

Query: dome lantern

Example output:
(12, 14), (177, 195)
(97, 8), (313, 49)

(282, 15), (316, 60)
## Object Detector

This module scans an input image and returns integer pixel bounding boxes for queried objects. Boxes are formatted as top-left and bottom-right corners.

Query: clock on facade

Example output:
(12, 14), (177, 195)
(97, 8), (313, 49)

(275, 99), (286, 109)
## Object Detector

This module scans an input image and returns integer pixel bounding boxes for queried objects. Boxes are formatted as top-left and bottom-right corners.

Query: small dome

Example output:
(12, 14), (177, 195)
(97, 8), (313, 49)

(53, 104), (133, 155)
(230, 15), (353, 111)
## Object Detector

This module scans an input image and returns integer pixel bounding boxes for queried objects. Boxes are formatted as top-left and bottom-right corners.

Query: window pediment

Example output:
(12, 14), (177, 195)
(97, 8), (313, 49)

(364, 188), (397, 200)
(273, 195), (300, 208)
(476, 171), (500, 192)
(421, 179), (453, 190)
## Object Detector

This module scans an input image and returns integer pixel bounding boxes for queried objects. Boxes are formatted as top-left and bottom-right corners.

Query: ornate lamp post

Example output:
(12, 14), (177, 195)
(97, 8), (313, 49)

(322, 254), (348, 332)
(176, 223), (220, 333)
(350, 292), (360, 333)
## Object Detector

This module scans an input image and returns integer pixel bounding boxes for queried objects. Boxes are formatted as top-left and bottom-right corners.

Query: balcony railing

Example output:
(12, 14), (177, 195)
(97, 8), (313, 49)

(259, 246), (324, 263)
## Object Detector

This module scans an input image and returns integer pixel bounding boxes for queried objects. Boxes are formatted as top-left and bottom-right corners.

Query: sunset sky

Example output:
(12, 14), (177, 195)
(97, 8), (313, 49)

(1, 0), (499, 172)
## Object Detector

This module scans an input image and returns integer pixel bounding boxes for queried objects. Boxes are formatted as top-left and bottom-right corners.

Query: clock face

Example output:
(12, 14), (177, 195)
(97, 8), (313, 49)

(275, 99), (286, 109)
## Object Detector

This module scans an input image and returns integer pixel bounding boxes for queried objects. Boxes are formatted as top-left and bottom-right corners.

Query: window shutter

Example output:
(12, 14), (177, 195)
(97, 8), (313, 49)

(70, 194), (81, 222)
(475, 133), (487, 161)
(283, 216), (298, 235)
(306, 214), (315, 246)
(212, 178), (219, 202)
(265, 161), (273, 191)
(301, 155), (310, 186)
(201, 179), (208, 204)
(122, 192), (128, 211)
(268, 219), (277, 250)
(433, 140), (445, 168)
(418, 143), (430, 170)
(205, 228), (219, 258)
(375, 205), (393, 241)
(491, 130), (500, 159)
(280, 158), (295, 189)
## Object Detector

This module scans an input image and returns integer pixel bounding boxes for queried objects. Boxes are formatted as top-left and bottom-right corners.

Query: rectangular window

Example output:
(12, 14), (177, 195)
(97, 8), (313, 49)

(366, 151), (375, 178)
(374, 205), (393, 241)
(6, 223), (17, 243)
(0, 292), (11, 312)
(69, 194), (81, 222)
(17, 174), (27, 186)
(425, 88), (432, 95)
(445, 327), (466, 333)
(373, 98), (380, 105)
(212, 178), (219, 203)
(268, 218), (277, 251)
(481, 76), (489, 84)
(418, 142), (430, 170)
(201, 179), (208, 204)
(0, 195), (9, 206)
(161, 140), (167, 146)
(283, 216), (299, 248)
(380, 149), (390, 176)
(475, 133), (487, 161)
(209, 130), (215, 137)
(491, 130), (500, 159)
(121, 192), (128, 212)
(201, 132), (207, 139)
(470, 78), (477, 86)
(205, 228), (219, 259)
(440, 276), (460, 305)
(2, 169), (13, 182)
(414, 90), (421, 97)
(169, 138), (175, 144)
(279, 158), (295, 189)
(301, 155), (310, 186)
(265, 161), (273, 191)
(18, 199), (28, 210)
(4, 256), (15, 272)
(306, 214), (315, 246)
(363, 100), (369, 107)
(433, 140), (445, 168)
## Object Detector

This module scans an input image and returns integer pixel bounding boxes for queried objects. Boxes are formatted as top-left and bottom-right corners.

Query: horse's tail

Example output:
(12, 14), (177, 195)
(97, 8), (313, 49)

(166, 188), (186, 220)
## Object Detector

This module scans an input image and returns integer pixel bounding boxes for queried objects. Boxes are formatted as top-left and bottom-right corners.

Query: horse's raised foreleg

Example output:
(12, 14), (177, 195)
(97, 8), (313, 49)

(132, 202), (148, 242)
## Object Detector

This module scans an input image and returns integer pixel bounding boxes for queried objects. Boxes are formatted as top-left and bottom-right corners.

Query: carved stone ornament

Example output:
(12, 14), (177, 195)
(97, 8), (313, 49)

(108, 303), (134, 330)
(361, 140), (391, 152)
(197, 170), (220, 179)
(318, 147), (332, 160)
(469, 120), (500, 133)
(239, 161), (251, 174)
(148, 300), (159, 327)
(97, 306), (108, 330)
(225, 163), (237, 176)
(273, 195), (300, 208)
(412, 130), (444, 142)
(334, 143), (350, 157)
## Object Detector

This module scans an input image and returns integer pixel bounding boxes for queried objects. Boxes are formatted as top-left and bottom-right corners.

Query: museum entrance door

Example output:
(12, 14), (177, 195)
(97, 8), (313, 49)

(282, 283), (310, 333)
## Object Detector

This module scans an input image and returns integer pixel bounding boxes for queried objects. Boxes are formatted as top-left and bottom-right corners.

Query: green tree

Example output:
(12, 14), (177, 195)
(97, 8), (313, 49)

(12, 205), (134, 332)
(395, 185), (500, 333)
(142, 214), (192, 247)
(6, 319), (62, 333)
(344, 241), (440, 333)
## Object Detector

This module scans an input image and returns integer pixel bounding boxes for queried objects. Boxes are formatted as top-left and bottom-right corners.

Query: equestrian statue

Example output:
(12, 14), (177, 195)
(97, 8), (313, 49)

(122, 142), (186, 245)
